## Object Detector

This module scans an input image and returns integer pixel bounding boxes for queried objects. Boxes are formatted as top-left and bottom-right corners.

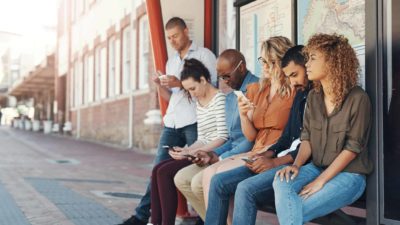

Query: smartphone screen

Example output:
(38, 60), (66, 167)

(241, 157), (254, 163)
(234, 91), (251, 102)
(162, 145), (174, 151)
(184, 154), (196, 159)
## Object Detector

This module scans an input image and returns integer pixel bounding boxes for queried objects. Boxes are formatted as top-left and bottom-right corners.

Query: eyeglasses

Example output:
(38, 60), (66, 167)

(218, 60), (243, 81)
(257, 57), (275, 67)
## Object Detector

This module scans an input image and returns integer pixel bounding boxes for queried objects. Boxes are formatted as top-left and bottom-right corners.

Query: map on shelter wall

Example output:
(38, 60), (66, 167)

(298, 0), (365, 45)
(298, 0), (366, 88)
(240, 0), (293, 77)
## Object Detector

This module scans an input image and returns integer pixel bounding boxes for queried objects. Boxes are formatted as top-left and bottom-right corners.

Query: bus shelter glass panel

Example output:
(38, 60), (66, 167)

(383, 0), (400, 220)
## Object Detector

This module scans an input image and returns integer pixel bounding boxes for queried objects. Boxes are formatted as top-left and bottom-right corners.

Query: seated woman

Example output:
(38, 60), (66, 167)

(150, 58), (228, 225)
(203, 36), (295, 225)
(273, 33), (373, 225)
(204, 45), (311, 225)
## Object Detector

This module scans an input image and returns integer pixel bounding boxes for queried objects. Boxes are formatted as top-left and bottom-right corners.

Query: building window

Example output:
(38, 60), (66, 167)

(138, 15), (149, 89)
(218, 0), (236, 52)
(83, 55), (89, 103)
(122, 27), (131, 93)
(73, 61), (82, 106)
(88, 55), (94, 102)
(100, 48), (107, 99)
(108, 37), (116, 96)
(83, 0), (88, 13)
(70, 64), (75, 107)
(72, 0), (78, 22)
(95, 47), (101, 101)
(72, 0), (84, 21)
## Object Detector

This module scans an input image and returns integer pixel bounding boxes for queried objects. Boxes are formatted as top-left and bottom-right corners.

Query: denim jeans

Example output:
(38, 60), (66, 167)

(232, 165), (285, 225)
(204, 165), (283, 225)
(134, 123), (197, 221)
(272, 163), (366, 225)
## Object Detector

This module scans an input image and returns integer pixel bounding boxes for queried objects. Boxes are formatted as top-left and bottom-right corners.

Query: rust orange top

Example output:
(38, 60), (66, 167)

(246, 83), (295, 153)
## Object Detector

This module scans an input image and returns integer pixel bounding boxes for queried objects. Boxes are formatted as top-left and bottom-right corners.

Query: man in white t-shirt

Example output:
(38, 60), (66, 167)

(117, 17), (217, 225)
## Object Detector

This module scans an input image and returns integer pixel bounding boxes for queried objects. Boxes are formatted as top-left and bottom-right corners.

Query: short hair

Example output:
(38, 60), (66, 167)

(281, 45), (305, 68)
(219, 49), (246, 67)
(165, 17), (187, 30)
(181, 58), (211, 83)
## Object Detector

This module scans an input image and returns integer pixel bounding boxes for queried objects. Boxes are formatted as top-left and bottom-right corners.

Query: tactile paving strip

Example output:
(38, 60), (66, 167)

(0, 181), (31, 225)
(25, 178), (122, 225)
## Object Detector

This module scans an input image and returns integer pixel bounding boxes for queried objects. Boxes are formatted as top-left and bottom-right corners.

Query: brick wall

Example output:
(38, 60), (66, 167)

(132, 91), (161, 151)
(79, 98), (130, 146)
(69, 91), (161, 150)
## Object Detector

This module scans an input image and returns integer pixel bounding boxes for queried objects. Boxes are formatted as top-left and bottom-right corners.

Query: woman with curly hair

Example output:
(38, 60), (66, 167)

(272, 33), (373, 225)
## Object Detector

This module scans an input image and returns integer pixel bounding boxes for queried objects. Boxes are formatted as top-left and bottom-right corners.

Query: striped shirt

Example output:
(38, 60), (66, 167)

(197, 92), (228, 144)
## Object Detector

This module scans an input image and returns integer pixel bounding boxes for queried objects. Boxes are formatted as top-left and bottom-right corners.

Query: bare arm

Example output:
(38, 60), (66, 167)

(185, 138), (226, 154)
(313, 150), (356, 184)
(248, 150), (295, 174)
(238, 97), (258, 141)
(275, 141), (312, 181)
(157, 86), (172, 101)
(152, 75), (171, 101)
(292, 140), (312, 167)
(273, 154), (295, 167)
(299, 150), (357, 199)
(191, 138), (226, 153)
(152, 74), (183, 101)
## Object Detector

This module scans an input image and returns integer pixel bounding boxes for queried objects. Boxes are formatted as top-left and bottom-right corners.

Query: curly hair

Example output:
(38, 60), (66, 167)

(304, 33), (360, 106)
(260, 36), (294, 98)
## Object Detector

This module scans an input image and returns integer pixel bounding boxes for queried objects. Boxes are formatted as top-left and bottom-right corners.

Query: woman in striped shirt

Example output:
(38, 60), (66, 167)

(150, 58), (228, 225)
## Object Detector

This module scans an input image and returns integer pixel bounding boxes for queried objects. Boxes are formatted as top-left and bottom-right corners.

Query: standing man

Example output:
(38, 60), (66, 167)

(117, 17), (217, 225)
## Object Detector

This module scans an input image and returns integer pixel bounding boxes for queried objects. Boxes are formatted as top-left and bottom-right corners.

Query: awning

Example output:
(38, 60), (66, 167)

(9, 54), (55, 98)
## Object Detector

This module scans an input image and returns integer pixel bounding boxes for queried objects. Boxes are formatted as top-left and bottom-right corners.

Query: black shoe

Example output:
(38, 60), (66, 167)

(116, 215), (147, 225)
(194, 216), (204, 225)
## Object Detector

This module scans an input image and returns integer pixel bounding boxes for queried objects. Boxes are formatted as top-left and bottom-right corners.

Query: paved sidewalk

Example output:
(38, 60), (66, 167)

(0, 126), (297, 225)
(0, 127), (154, 225)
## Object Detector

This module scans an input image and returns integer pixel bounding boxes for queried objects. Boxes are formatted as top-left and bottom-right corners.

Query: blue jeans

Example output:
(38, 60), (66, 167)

(232, 165), (285, 225)
(134, 123), (197, 222)
(204, 165), (283, 225)
(272, 163), (366, 225)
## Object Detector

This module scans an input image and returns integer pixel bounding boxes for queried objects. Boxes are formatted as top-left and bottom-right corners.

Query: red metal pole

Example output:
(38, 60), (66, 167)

(146, 0), (169, 117)
(204, 0), (213, 50)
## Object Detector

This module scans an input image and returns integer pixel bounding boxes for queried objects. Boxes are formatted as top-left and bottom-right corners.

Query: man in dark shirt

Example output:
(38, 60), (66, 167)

(204, 45), (312, 225)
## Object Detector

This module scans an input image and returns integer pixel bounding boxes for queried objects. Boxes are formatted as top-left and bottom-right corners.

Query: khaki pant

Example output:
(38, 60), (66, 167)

(174, 154), (246, 220)
(174, 164), (207, 218)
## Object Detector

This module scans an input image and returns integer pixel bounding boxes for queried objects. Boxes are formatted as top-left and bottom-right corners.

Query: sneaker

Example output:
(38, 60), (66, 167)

(116, 215), (147, 225)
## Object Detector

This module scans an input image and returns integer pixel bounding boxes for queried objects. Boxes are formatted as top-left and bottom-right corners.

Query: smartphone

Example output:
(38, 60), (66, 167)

(162, 145), (174, 151)
(241, 157), (255, 163)
(156, 70), (168, 81)
(184, 154), (196, 159)
(234, 91), (249, 101)
(156, 70), (164, 77)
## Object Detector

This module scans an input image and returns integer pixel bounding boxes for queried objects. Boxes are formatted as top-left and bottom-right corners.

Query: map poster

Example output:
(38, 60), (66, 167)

(297, 0), (366, 89)
(240, 0), (294, 77)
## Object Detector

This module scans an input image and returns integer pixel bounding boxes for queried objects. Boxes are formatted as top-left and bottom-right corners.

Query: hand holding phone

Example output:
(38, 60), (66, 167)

(241, 157), (255, 164)
(184, 154), (196, 160)
(234, 91), (249, 102)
